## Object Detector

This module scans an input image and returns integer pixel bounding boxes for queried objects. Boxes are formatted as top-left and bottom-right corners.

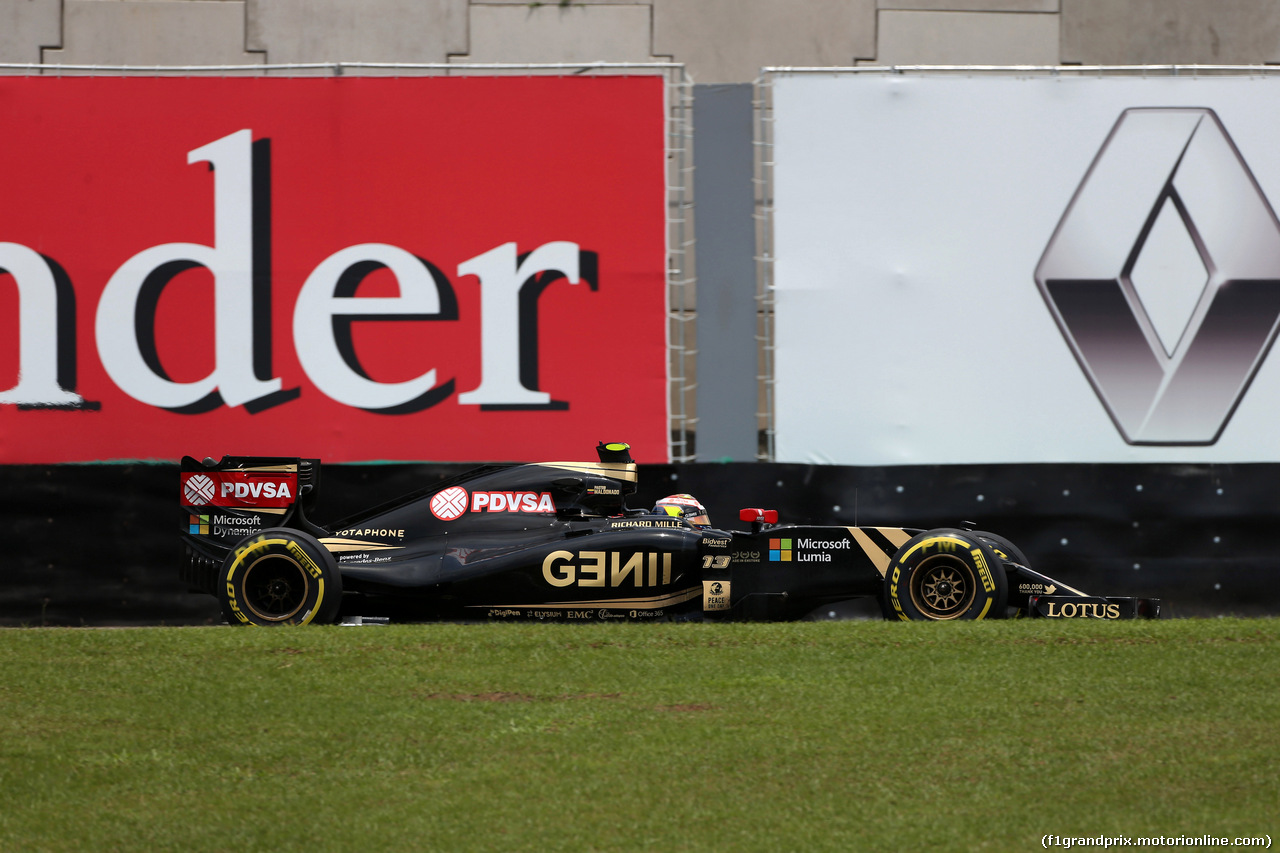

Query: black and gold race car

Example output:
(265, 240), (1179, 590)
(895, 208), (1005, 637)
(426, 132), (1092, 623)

(179, 442), (1161, 625)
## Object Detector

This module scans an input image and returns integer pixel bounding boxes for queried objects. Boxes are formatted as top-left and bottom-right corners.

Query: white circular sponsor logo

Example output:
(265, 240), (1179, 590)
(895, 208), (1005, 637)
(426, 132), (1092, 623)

(185, 474), (215, 504)
(430, 486), (469, 521)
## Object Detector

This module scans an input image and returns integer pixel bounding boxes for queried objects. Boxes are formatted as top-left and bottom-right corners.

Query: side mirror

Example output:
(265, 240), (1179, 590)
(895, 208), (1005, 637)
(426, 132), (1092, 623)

(739, 508), (778, 533)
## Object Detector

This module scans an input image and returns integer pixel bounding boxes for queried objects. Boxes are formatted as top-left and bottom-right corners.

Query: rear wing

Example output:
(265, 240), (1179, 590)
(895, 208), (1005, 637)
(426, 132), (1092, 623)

(180, 455), (320, 517)
(179, 456), (323, 594)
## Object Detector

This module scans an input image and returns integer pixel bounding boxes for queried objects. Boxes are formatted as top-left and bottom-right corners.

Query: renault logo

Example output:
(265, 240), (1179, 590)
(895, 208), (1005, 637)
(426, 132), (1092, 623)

(1036, 108), (1280, 445)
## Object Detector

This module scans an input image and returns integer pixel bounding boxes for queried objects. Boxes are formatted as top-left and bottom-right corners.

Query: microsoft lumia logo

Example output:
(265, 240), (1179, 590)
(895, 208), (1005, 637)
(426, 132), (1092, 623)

(769, 538), (792, 561)
(1036, 108), (1280, 445)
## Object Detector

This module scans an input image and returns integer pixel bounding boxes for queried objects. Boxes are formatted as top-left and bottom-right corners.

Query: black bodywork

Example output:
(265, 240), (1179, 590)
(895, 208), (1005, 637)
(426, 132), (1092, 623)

(179, 443), (1162, 623)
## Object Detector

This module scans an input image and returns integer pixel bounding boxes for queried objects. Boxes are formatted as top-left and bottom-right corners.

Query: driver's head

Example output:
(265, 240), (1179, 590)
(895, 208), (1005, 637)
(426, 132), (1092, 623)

(653, 494), (710, 527)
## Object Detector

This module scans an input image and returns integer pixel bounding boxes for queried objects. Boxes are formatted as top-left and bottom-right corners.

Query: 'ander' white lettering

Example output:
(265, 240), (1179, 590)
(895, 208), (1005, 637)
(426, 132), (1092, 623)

(0, 242), (85, 406)
(95, 130), (281, 410)
(5, 130), (592, 415)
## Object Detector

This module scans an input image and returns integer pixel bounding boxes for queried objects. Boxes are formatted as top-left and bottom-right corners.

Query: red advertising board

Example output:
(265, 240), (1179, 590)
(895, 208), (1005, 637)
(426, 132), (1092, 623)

(0, 76), (670, 463)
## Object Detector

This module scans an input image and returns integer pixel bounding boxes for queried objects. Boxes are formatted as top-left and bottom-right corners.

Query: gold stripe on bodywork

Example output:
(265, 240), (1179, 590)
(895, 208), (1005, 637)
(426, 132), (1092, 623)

(1044, 578), (1089, 597)
(849, 527), (914, 577)
(534, 462), (639, 483)
(470, 586), (701, 611)
(318, 538), (405, 552)
(877, 527), (912, 548)
(237, 464), (299, 473)
(849, 529), (891, 577)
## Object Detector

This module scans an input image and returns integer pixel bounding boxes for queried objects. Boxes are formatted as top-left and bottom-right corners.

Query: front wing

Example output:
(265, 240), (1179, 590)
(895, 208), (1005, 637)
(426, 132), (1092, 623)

(1005, 562), (1161, 620)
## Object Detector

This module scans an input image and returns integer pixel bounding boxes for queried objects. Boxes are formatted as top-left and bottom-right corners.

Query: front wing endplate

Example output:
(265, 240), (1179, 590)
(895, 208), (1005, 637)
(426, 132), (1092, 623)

(1029, 595), (1162, 620)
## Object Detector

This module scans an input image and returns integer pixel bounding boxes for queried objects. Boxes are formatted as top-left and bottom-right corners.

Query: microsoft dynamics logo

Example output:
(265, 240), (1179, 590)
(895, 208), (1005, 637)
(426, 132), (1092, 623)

(1035, 108), (1280, 445)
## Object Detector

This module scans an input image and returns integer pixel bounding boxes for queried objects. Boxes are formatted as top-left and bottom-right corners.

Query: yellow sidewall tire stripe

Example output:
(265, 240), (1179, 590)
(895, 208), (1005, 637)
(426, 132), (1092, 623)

(225, 535), (327, 626)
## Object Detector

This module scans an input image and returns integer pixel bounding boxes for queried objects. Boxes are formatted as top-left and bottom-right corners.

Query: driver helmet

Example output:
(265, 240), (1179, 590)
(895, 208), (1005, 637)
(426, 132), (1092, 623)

(653, 494), (710, 527)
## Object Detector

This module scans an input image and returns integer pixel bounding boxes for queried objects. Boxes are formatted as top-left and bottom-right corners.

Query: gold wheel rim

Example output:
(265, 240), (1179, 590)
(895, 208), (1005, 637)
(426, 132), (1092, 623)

(242, 554), (310, 622)
(909, 555), (975, 620)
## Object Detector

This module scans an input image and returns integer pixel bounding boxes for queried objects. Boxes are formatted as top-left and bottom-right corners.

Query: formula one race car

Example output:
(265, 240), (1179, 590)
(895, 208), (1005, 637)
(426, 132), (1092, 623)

(178, 442), (1162, 625)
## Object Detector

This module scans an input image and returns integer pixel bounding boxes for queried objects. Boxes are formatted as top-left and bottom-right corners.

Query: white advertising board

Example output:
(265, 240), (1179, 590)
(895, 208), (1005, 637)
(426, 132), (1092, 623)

(771, 72), (1280, 464)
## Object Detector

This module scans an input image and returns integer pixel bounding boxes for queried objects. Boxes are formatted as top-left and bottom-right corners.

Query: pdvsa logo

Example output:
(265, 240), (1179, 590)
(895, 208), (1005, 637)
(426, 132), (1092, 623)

(183, 474), (216, 505)
(1036, 108), (1280, 445)
(429, 486), (555, 520)
(430, 487), (469, 521)
(218, 479), (293, 500)
(180, 471), (296, 507)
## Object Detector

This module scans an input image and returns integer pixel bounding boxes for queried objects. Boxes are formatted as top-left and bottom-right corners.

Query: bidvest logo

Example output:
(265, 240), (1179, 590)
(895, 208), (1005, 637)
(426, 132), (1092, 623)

(1036, 108), (1280, 445)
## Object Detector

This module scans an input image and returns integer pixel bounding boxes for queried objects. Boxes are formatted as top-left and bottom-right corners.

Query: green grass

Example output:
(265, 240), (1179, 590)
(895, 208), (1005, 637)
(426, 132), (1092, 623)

(1, 620), (1277, 851)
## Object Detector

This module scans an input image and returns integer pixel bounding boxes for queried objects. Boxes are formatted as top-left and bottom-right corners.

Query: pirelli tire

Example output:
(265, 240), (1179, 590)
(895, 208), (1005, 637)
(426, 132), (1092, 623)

(971, 530), (1030, 618)
(219, 529), (343, 626)
(973, 530), (1031, 570)
(884, 529), (1008, 621)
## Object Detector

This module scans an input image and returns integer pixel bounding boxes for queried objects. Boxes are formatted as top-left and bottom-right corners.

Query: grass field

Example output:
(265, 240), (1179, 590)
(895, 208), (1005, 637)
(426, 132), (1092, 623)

(1, 619), (1277, 851)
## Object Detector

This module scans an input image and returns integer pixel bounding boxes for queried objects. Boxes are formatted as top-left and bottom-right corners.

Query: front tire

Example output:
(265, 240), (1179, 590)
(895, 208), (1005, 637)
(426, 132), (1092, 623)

(219, 529), (343, 625)
(973, 530), (1031, 570)
(972, 530), (1031, 618)
(883, 529), (1008, 621)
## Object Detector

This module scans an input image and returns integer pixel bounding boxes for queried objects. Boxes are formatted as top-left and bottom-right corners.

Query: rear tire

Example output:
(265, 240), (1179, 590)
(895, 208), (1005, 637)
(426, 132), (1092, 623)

(883, 529), (1008, 621)
(219, 529), (342, 626)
